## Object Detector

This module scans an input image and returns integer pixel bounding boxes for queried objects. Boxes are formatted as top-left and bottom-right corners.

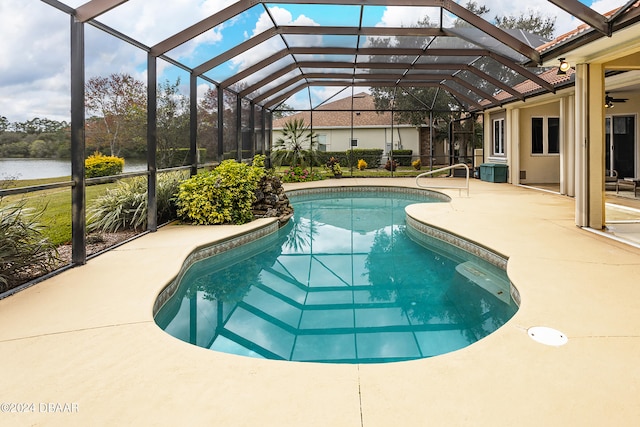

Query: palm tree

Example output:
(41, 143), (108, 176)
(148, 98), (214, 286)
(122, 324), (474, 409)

(272, 118), (318, 167)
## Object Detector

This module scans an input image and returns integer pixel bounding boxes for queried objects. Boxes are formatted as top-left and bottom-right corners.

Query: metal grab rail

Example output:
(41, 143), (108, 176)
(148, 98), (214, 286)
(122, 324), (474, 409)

(415, 163), (470, 197)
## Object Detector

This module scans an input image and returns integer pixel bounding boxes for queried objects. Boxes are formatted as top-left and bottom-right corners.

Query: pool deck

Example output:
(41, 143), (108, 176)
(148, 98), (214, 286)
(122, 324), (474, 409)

(1, 178), (640, 426)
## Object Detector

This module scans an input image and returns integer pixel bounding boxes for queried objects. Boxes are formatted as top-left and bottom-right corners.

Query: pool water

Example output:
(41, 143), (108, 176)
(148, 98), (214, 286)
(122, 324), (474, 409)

(155, 190), (518, 363)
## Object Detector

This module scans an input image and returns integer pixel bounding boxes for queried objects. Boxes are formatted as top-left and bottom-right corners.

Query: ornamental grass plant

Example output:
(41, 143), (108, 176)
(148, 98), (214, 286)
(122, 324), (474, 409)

(0, 199), (58, 292)
(88, 171), (185, 232)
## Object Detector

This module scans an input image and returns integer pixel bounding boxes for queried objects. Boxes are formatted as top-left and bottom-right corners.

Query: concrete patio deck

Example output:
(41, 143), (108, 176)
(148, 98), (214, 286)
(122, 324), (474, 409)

(1, 178), (639, 426)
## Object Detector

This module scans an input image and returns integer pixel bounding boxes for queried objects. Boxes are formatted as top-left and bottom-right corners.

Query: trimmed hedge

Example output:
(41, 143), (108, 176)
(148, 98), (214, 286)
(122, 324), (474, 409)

(278, 149), (385, 168)
(85, 152), (124, 178)
(346, 149), (384, 168)
(389, 149), (413, 166)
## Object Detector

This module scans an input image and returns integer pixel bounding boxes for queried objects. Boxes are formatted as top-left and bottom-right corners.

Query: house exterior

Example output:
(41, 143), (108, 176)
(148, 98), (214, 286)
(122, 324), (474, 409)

(481, 3), (640, 230)
(272, 92), (448, 165)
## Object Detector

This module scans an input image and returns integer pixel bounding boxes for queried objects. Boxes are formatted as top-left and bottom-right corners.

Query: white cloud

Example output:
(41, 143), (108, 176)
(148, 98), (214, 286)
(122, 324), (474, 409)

(590, 0), (627, 14)
(228, 7), (321, 89)
(0, 1), (71, 122)
(377, 6), (440, 28)
(0, 0), (232, 122)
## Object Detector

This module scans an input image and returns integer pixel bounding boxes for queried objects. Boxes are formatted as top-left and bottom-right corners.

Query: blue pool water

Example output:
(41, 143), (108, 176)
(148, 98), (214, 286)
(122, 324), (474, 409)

(155, 189), (518, 363)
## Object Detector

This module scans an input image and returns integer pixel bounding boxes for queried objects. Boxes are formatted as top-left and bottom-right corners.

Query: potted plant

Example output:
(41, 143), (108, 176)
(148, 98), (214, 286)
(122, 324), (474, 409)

(384, 159), (398, 171)
(332, 163), (343, 178)
(326, 157), (343, 178)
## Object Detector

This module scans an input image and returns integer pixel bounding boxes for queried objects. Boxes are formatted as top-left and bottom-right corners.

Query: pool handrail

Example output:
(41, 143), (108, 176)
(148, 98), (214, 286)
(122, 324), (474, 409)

(415, 163), (470, 197)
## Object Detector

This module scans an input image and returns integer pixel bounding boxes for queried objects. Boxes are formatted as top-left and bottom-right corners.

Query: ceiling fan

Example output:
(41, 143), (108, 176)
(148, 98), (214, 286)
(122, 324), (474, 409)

(605, 92), (628, 108)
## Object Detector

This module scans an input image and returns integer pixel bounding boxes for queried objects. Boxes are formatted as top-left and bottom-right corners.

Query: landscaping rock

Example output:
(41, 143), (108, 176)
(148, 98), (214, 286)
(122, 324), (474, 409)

(252, 175), (294, 226)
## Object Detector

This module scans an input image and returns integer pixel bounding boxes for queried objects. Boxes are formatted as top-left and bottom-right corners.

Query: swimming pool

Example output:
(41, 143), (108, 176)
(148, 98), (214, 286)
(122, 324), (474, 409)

(155, 187), (518, 363)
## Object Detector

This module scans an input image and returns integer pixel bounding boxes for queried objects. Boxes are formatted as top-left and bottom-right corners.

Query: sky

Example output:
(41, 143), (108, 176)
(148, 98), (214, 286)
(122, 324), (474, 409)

(0, 0), (628, 123)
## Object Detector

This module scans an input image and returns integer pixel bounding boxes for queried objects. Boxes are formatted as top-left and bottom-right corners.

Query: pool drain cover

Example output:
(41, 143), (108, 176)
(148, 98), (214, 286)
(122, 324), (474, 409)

(527, 326), (568, 346)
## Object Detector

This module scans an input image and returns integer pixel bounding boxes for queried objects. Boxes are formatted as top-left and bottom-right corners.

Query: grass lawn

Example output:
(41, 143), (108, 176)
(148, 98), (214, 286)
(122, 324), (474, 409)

(2, 176), (122, 246)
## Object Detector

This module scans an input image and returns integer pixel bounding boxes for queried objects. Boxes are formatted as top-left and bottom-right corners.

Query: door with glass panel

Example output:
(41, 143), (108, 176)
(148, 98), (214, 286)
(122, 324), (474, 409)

(605, 115), (636, 179)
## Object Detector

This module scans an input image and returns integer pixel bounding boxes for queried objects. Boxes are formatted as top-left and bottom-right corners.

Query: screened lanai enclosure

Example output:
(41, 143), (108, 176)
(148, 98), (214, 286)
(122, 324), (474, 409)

(2, 0), (638, 294)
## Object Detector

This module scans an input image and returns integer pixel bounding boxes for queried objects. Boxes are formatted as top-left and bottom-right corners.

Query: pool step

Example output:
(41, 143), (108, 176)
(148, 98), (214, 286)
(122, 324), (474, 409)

(455, 261), (511, 304)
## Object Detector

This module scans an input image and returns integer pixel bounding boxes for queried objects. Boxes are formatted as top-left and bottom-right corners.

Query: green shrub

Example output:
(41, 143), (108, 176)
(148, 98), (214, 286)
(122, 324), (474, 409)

(85, 152), (124, 178)
(314, 149), (383, 168)
(175, 159), (265, 225)
(314, 151), (348, 167)
(251, 154), (266, 168)
(0, 199), (58, 292)
(346, 149), (384, 168)
(87, 171), (185, 232)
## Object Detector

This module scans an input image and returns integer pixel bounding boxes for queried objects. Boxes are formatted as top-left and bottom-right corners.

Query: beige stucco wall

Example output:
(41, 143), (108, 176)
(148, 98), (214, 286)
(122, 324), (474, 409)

(518, 102), (561, 184)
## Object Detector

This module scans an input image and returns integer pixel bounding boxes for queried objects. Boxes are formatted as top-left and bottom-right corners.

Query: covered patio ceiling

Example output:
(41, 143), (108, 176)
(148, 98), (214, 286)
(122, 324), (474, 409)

(43, 0), (640, 112)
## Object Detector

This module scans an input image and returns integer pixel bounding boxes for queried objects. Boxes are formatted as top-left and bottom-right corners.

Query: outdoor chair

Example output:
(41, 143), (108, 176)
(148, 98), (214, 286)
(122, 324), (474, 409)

(605, 170), (618, 191)
(616, 176), (640, 198)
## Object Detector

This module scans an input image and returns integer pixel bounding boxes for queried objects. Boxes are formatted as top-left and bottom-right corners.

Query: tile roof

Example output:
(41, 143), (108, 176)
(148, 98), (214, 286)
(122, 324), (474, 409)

(484, 2), (638, 107)
(273, 93), (410, 129)
(537, 1), (640, 53)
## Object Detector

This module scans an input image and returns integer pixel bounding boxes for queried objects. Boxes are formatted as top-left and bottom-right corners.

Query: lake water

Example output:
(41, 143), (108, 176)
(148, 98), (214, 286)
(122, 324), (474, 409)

(0, 158), (147, 180)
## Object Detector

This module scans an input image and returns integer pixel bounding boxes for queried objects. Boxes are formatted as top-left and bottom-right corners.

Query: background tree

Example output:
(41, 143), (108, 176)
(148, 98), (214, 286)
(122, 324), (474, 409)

(197, 86), (218, 163)
(0, 116), (11, 133)
(368, 14), (459, 128)
(0, 117), (70, 158)
(85, 73), (146, 157)
(495, 10), (555, 40)
(368, 2), (555, 165)
(272, 103), (294, 119)
(156, 78), (190, 168)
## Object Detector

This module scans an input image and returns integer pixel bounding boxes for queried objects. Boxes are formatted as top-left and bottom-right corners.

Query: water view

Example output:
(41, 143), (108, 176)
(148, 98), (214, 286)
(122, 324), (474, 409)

(0, 158), (147, 180)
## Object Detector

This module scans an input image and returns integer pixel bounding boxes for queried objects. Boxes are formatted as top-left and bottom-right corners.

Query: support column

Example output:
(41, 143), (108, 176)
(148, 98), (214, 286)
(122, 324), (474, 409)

(588, 63), (605, 229)
(575, 64), (589, 226)
(217, 86), (224, 160)
(236, 94), (242, 161)
(561, 95), (576, 196)
(574, 63), (605, 228)
(147, 54), (158, 232)
(483, 111), (491, 162)
(189, 73), (198, 176)
(508, 107), (519, 184)
(249, 101), (255, 158)
(70, 16), (86, 265)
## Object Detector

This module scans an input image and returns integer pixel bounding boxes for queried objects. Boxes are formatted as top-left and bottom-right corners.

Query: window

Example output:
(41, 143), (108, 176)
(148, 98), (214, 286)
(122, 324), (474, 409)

(548, 118), (559, 154)
(317, 134), (327, 152)
(531, 117), (560, 155)
(493, 118), (505, 155)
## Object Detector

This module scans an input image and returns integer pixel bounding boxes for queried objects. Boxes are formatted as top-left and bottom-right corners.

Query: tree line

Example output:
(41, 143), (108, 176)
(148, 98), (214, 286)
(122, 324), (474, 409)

(0, 116), (70, 158)
(1, 75), (241, 165)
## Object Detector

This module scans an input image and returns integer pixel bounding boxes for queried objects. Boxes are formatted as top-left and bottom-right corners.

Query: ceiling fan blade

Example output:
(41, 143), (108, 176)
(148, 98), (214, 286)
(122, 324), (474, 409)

(605, 92), (629, 103)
